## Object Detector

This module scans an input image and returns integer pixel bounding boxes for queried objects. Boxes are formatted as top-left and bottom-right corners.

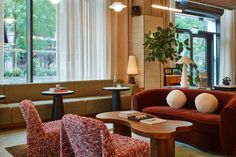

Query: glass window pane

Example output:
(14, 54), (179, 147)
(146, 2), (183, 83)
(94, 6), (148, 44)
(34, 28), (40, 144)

(4, 0), (27, 84)
(193, 37), (207, 72)
(176, 13), (216, 33)
(33, 0), (57, 83)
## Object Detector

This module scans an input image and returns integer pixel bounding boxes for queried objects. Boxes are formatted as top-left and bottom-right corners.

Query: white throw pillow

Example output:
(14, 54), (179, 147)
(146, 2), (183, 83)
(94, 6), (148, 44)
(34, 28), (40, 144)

(166, 90), (187, 109)
(195, 93), (218, 114)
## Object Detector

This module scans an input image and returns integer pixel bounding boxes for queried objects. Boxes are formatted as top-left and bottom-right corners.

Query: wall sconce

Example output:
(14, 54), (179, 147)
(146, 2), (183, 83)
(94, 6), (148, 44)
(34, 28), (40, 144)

(127, 55), (138, 84)
(109, 2), (127, 12)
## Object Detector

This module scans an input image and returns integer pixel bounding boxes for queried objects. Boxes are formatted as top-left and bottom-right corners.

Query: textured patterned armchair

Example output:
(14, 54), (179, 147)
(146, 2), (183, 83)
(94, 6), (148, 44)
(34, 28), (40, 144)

(20, 100), (61, 157)
(61, 114), (150, 157)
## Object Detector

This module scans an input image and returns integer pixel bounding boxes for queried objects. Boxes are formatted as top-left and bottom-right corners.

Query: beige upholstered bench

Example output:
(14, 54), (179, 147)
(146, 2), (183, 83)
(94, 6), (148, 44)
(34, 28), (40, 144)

(0, 80), (137, 129)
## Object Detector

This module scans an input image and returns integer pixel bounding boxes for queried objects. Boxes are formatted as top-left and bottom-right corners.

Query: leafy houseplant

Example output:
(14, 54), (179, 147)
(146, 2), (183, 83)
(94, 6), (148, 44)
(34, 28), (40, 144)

(144, 23), (199, 86)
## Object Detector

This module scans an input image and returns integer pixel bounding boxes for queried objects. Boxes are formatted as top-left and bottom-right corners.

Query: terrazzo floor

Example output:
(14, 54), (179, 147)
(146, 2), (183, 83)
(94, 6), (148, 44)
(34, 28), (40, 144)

(0, 125), (225, 157)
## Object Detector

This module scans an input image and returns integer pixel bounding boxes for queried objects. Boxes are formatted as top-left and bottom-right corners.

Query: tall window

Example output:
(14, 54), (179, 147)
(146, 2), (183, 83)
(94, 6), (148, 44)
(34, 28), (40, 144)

(176, 13), (219, 85)
(2, 0), (109, 84)
(4, 0), (27, 83)
(33, 0), (57, 83)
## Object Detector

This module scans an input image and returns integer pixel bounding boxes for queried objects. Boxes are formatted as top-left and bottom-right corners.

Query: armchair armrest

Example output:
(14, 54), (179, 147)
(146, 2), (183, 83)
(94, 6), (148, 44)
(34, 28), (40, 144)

(131, 88), (170, 111)
(220, 98), (236, 156)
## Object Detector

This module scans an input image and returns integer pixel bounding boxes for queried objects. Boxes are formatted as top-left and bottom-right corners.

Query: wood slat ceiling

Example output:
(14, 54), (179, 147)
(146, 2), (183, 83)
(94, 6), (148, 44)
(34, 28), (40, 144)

(190, 0), (236, 10)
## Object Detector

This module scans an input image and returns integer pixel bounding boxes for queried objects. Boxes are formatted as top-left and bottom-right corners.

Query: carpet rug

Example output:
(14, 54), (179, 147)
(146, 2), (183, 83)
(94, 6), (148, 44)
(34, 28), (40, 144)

(5, 142), (224, 157)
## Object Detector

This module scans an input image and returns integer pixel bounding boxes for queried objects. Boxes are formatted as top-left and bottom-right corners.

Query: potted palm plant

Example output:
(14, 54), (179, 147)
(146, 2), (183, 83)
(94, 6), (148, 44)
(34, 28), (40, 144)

(144, 23), (199, 86)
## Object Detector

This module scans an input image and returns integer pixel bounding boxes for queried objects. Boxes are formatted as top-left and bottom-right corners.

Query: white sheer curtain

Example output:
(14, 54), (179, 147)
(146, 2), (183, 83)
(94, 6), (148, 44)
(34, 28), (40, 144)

(220, 10), (236, 84)
(56, 0), (110, 81)
(0, 1), (4, 82)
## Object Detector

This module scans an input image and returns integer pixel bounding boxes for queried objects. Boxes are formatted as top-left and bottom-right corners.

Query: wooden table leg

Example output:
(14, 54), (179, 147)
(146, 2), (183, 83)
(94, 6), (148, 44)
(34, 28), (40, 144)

(52, 95), (64, 120)
(113, 123), (131, 137)
(151, 137), (175, 157)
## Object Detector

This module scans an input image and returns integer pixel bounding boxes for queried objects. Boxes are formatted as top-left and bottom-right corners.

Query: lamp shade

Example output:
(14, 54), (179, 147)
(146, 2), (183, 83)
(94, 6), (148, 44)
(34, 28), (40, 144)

(127, 56), (138, 75)
(109, 2), (127, 12)
(176, 55), (193, 65)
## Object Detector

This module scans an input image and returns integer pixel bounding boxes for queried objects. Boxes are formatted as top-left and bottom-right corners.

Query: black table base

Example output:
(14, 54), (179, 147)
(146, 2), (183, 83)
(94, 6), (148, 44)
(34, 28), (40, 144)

(112, 91), (121, 111)
(52, 95), (64, 120)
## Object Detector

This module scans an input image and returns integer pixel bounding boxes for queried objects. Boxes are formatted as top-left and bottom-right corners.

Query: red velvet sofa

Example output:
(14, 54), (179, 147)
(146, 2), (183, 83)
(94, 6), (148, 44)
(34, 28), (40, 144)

(131, 88), (236, 157)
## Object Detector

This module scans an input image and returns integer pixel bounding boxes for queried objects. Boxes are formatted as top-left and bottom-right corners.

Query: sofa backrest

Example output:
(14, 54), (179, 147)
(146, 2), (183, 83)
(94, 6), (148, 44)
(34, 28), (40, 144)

(73, 80), (113, 97)
(133, 88), (235, 113)
(178, 88), (235, 113)
(4, 82), (75, 103)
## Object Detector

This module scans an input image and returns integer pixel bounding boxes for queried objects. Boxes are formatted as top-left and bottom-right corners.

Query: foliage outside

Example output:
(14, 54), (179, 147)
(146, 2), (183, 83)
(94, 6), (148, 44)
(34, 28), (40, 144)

(3, 0), (57, 83)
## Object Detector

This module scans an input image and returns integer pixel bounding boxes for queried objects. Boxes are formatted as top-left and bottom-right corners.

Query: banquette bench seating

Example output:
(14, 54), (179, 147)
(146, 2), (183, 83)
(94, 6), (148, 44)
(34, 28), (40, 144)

(131, 88), (236, 157)
(0, 80), (137, 129)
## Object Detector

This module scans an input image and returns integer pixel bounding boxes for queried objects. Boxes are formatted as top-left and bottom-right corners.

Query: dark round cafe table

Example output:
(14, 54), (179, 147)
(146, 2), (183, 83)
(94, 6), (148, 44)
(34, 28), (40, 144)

(42, 90), (74, 121)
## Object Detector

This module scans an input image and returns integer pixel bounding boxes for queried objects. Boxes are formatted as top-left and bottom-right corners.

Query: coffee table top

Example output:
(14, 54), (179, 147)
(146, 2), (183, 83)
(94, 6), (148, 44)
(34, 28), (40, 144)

(42, 90), (74, 96)
(96, 111), (193, 139)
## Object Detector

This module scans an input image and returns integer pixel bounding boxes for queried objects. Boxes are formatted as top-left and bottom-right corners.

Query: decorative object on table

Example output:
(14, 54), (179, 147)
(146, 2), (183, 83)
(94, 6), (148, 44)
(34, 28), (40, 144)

(113, 75), (117, 87)
(144, 22), (200, 86)
(127, 55), (139, 84)
(109, 2), (127, 12)
(176, 55), (193, 88)
(222, 77), (231, 86)
(199, 72), (208, 88)
(128, 114), (155, 122)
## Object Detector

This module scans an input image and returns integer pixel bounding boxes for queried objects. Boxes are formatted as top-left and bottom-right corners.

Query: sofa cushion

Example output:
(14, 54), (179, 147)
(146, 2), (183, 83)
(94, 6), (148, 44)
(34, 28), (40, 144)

(166, 90), (187, 109)
(143, 106), (220, 131)
(195, 93), (218, 114)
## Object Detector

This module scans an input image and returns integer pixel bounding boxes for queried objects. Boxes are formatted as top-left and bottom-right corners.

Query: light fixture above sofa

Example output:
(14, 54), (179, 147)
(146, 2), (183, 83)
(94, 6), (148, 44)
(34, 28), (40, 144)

(109, 2), (127, 12)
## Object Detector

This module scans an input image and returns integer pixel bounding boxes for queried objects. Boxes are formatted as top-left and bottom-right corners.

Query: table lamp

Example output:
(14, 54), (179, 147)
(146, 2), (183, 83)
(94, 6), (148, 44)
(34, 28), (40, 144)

(176, 55), (193, 88)
(127, 55), (138, 84)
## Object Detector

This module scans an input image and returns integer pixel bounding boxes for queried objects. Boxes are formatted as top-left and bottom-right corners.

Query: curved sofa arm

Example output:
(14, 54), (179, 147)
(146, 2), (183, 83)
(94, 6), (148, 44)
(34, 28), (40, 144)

(220, 98), (236, 157)
(131, 88), (170, 111)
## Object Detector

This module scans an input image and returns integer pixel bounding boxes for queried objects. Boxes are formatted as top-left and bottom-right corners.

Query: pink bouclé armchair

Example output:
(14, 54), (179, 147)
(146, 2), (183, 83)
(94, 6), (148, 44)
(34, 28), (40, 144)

(61, 114), (150, 157)
(20, 100), (61, 157)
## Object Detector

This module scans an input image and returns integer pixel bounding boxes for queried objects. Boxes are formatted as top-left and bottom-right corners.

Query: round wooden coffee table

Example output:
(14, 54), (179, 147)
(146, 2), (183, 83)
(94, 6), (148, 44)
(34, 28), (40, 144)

(42, 90), (74, 121)
(96, 111), (193, 157)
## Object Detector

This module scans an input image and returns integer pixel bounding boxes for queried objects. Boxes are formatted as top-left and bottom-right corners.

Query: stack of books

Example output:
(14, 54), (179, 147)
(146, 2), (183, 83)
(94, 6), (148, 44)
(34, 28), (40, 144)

(118, 110), (167, 125)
